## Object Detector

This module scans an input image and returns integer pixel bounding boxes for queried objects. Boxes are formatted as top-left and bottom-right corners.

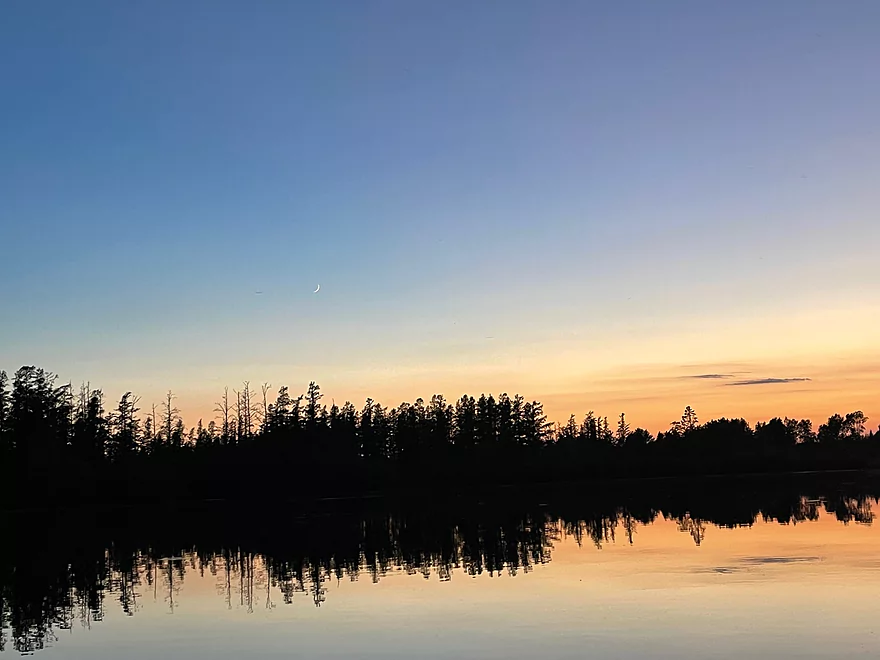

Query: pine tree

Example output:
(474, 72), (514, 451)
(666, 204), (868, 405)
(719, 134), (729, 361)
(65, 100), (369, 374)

(581, 411), (598, 443)
(681, 406), (699, 433)
(109, 392), (140, 460)
(72, 387), (109, 463)
(0, 370), (8, 453)
(557, 415), (579, 445)
(163, 390), (180, 445)
(427, 394), (452, 454)
(616, 413), (630, 447)
(600, 416), (612, 444)
(305, 382), (322, 426)
(9, 367), (72, 470)
(453, 395), (477, 450)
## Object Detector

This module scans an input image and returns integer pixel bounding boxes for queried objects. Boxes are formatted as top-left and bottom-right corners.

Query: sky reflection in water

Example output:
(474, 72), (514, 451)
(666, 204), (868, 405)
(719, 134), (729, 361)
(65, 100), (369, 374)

(3, 493), (879, 659)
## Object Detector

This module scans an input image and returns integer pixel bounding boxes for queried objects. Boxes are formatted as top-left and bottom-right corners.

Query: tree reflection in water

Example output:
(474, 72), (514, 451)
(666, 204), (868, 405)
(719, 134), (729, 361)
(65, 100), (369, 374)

(0, 482), (876, 654)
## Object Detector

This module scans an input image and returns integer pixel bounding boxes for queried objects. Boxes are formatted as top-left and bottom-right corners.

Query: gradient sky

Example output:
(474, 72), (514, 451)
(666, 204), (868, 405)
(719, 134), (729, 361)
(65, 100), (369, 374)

(2, 1), (879, 431)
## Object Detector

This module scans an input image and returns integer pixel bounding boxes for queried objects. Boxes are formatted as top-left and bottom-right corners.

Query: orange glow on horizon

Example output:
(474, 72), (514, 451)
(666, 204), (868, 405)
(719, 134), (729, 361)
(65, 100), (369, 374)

(171, 355), (879, 436)
(124, 298), (880, 435)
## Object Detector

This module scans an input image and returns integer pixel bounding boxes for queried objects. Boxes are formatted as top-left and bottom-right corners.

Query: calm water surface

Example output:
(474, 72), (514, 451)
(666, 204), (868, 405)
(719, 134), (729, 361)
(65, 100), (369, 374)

(2, 484), (879, 658)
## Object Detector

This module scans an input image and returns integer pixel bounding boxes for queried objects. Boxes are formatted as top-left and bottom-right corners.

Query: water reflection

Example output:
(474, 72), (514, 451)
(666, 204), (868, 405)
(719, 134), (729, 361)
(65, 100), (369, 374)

(0, 479), (877, 654)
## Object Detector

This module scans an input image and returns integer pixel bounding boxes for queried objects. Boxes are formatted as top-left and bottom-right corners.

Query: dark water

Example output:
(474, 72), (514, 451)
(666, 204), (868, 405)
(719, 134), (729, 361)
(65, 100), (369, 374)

(2, 479), (879, 658)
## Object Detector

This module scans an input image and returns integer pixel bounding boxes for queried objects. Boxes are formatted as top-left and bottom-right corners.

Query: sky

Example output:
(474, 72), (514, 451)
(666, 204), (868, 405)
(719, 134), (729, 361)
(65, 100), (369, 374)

(1, 0), (879, 432)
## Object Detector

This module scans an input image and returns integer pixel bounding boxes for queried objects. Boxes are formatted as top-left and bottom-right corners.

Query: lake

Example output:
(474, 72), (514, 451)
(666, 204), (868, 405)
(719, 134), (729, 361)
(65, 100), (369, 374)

(2, 476), (879, 658)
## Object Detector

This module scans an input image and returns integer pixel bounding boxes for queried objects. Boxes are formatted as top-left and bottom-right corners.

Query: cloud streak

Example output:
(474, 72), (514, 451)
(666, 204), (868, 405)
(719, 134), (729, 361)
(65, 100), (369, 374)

(726, 377), (812, 386)
(685, 374), (735, 380)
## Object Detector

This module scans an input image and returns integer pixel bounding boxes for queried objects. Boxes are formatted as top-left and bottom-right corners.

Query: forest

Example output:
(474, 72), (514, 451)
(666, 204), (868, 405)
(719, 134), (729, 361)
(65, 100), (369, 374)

(0, 365), (878, 506)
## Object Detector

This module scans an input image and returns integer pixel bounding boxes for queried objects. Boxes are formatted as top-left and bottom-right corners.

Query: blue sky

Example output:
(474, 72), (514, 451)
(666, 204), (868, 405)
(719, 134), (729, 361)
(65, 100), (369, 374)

(2, 1), (879, 428)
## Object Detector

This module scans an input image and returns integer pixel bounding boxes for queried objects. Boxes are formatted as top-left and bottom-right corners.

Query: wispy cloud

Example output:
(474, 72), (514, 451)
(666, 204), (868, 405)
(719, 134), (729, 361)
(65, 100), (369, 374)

(740, 556), (821, 565)
(726, 377), (812, 386)
(686, 373), (734, 380)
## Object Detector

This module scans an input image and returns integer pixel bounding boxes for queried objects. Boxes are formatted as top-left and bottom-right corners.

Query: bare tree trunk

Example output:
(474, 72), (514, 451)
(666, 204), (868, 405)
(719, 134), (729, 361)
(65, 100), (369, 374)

(260, 383), (271, 434)
(214, 388), (231, 445)
(163, 391), (179, 445)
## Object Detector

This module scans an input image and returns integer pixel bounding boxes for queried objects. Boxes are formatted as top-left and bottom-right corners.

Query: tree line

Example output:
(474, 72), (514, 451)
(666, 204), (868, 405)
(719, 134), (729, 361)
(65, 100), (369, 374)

(0, 365), (878, 504)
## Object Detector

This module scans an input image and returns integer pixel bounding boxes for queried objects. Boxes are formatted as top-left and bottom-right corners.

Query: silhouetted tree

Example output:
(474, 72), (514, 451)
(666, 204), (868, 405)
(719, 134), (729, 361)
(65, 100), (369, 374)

(4, 362), (880, 502)
(695, 418), (752, 452)
(453, 395), (477, 450)
(581, 411), (599, 444)
(557, 415), (579, 446)
(8, 367), (71, 472)
(371, 401), (391, 459)
(0, 370), (8, 453)
(162, 390), (181, 447)
(818, 414), (845, 444)
(143, 414), (154, 449)
(624, 428), (653, 449)
(259, 383), (271, 434)
(426, 394), (452, 455)
(497, 394), (515, 449)
(108, 392), (140, 460)
(0, 371), (7, 423)
(680, 405), (699, 433)
(335, 401), (359, 459)
(792, 418), (816, 444)
(215, 387), (232, 445)
(359, 398), (376, 459)
(148, 403), (159, 450)
(520, 400), (551, 447)
(616, 413), (630, 447)
(171, 418), (186, 447)
(195, 419), (212, 447)
(842, 411), (868, 440)
(233, 383), (257, 443)
(476, 394), (497, 448)
(755, 417), (794, 449)
(304, 382), (323, 433)
(72, 386), (109, 464)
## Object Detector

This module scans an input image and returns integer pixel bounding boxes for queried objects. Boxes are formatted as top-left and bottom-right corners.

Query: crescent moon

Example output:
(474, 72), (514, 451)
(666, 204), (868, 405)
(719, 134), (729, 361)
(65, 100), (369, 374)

(313, 284), (320, 293)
